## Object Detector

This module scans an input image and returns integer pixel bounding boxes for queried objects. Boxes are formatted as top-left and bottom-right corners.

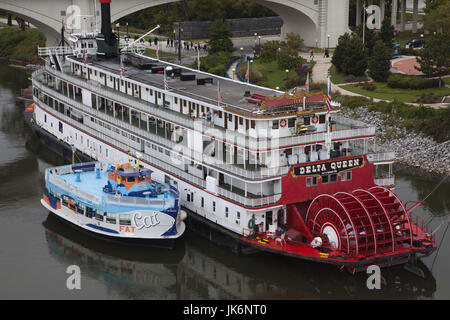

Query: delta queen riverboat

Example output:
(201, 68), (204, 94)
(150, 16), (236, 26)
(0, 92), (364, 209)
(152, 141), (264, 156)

(41, 161), (186, 247)
(28, 0), (435, 272)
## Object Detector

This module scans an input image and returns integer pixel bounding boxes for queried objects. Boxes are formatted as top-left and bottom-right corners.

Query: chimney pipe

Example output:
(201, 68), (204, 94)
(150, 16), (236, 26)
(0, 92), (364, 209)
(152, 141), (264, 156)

(100, 0), (114, 46)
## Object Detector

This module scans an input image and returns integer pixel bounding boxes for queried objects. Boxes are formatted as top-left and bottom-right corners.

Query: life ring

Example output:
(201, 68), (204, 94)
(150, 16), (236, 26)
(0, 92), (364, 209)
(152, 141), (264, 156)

(312, 114), (319, 124)
(280, 119), (287, 128)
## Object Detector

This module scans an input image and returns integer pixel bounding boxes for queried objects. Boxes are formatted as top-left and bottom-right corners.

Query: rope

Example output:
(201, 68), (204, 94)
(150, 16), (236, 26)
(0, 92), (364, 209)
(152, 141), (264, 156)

(431, 219), (450, 271)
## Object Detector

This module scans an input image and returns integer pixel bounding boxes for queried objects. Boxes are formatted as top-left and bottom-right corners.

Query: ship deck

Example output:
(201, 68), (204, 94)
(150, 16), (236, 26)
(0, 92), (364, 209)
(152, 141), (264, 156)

(59, 169), (109, 199)
(77, 54), (283, 114)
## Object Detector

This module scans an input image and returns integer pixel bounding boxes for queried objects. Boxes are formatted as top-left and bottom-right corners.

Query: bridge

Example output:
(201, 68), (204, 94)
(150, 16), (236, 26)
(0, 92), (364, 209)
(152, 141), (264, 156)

(0, 0), (350, 48)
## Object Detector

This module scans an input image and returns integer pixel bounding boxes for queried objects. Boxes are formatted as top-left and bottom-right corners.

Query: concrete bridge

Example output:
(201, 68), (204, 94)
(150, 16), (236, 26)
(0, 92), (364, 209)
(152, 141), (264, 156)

(0, 0), (350, 48)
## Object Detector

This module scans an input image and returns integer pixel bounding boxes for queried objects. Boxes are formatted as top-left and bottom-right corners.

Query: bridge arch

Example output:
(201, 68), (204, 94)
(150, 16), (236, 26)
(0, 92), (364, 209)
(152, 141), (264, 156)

(0, 0), (349, 47)
(110, 0), (320, 47)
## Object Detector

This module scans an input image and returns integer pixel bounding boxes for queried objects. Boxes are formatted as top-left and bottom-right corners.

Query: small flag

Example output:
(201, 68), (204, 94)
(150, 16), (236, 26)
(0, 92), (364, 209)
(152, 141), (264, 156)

(245, 67), (249, 81)
(326, 75), (331, 114)
(305, 72), (309, 93)
(217, 80), (223, 104)
(164, 67), (169, 91)
(120, 55), (125, 78)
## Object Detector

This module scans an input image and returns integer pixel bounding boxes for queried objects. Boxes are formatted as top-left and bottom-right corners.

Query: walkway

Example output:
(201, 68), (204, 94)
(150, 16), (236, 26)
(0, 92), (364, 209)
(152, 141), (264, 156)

(392, 56), (423, 75)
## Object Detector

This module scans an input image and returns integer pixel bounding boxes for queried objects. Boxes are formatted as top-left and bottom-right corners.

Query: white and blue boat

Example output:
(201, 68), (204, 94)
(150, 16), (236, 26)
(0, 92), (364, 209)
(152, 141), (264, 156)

(41, 161), (186, 248)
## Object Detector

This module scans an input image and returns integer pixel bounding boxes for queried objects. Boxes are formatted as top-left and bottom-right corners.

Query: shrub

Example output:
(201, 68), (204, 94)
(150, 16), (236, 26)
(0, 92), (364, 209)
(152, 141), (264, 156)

(355, 81), (376, 91)
(387, 74), (440, 89)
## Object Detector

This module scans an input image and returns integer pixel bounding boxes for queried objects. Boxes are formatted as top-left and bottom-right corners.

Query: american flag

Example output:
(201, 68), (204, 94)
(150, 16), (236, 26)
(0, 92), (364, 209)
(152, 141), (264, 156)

(120, 55), (125, 78)
(326, 74), (331, 114)
(245, 67), (249, 81)
(217, 80), (223, 104)
(164, 68), (169, 91)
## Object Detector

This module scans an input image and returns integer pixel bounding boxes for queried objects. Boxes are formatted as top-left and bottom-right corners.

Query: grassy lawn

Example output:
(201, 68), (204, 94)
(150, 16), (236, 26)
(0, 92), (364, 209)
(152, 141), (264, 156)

(330, 65), (368, 84)
(238, 59), (297, 89)
(340, 82), (450, 103)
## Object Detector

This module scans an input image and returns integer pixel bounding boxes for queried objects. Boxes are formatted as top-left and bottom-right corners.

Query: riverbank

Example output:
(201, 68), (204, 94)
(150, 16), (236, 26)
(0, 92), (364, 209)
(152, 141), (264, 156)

(0, 26), (45, 64)
(341, 106), (450, 177)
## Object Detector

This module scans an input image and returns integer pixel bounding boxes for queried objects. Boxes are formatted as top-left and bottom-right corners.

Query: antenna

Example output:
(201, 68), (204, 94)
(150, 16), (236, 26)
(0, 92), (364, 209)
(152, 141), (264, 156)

(121, 25), (160, 53)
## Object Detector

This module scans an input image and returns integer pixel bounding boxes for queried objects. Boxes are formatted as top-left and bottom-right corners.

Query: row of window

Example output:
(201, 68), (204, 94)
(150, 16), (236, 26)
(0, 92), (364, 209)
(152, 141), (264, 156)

(186, 193), (242, 223)
(61, 195), (132, 225)
(306, 171), (352, 187)
(74, 63), (262, 132)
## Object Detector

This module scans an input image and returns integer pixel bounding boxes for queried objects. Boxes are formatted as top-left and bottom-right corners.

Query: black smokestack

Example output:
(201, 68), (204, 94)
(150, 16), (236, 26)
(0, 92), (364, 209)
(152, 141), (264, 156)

(100, 0), (114, 45)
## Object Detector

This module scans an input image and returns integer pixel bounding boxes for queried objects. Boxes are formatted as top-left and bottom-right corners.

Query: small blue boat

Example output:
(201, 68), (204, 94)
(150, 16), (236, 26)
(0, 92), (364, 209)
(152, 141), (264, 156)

(41, 161), (186, 248)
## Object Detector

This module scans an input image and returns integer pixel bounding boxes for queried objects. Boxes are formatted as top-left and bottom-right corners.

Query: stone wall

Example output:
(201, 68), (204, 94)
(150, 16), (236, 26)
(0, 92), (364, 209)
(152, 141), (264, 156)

(173, 16), (283, 40)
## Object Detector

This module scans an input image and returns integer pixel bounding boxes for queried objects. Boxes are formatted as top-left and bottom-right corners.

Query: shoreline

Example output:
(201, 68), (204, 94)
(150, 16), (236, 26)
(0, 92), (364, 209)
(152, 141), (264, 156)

(341, 106), (450, 177)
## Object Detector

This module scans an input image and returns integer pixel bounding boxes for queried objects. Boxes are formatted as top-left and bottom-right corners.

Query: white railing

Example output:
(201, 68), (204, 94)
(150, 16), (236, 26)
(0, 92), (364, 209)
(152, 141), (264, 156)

(374, 176), (395, 187)
(48, 173), (101, 205)
(38, 46), (74, 57)
(366, 152), (396, 163)
(216, 187), (282, 207)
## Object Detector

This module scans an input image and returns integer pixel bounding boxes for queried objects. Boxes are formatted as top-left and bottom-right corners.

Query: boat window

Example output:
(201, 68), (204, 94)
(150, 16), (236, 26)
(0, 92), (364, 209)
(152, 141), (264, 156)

(95, 211), (104, 222)
(119, 214), (131, 226)
(330, 174), (338, 183)
(127, 177), (135, 182)
(106, 213), (116, 224)
(322, 175), (329, 184)
(272, 120), (279, 129)
(138, 176), (145, 181)
(85, 207), (95, 218)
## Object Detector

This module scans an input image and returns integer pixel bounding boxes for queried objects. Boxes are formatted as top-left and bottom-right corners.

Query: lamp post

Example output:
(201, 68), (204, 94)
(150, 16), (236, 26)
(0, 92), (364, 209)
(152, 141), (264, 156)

(177, 25), (183, 64)
(285, 69), (289, 80)
(240, 47), (244, 57)
(254, 33), (257, 45)
(327, 34), (330, 49)
(258, 35), (261, 46)
(232, 68), (236, 80)
(126, 22), (129, 37)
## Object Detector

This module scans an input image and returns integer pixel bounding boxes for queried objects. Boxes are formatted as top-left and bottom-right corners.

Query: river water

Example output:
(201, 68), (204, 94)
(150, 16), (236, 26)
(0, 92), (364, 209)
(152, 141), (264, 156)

(0, 64), (449, 300)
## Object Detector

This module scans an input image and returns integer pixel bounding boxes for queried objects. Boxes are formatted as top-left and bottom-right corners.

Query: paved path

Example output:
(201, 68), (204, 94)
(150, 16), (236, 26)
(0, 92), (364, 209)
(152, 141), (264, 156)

(392, 56), (423, 75)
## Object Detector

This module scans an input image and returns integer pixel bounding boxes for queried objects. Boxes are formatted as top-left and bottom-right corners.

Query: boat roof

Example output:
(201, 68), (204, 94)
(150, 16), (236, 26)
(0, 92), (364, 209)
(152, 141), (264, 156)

(72, 53), (285, 115)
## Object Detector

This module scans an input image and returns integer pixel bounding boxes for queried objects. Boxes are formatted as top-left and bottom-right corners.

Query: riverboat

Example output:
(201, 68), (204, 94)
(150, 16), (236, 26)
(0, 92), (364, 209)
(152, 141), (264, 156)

(28, 0), (436, 272)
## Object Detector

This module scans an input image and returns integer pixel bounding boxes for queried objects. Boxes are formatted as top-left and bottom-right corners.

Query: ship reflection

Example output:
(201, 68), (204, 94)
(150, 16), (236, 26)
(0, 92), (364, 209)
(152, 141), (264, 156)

(43, 214), (436, 300)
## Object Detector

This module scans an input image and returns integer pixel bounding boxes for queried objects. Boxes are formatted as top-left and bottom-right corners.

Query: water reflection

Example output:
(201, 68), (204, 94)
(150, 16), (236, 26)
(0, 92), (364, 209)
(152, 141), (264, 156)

(43, 213), (436, 300)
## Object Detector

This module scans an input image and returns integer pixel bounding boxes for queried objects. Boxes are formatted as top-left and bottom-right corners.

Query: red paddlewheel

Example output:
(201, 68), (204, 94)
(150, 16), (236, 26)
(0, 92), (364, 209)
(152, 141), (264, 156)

(305, 187), (413, 257)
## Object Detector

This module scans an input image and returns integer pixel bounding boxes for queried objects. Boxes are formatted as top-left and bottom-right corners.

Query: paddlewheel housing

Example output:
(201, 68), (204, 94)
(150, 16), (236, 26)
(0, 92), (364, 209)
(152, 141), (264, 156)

(305, 186), (415, 257)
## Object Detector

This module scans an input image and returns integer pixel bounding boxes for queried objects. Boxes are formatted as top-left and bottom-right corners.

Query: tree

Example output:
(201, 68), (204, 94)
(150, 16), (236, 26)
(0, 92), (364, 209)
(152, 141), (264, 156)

(259, 40), (282, 62)
(368, 40), (392, 82)
(332, 33), (367, 76)
(423, 0), (450, 34)
(285, 32), (304, 55)
(208, 20), (234, 54)
(379, 18), (395, 48)
(355, 23), (379, 55)
(415, 33), (450, 88)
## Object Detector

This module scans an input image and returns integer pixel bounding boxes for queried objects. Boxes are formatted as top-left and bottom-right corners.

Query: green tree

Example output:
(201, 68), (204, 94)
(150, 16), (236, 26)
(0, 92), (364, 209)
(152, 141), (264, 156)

(332, 33), (367, 76)
(415, 33), (450, 88)
(423, 0), (450, 34)
(208, 20), (234, 54)
(379, 18), (395, 48)
(285, 32), (304, 55)
(260, 40), (282, 62)
(368, 40), (392, 82)
(355, 23), (379, 55)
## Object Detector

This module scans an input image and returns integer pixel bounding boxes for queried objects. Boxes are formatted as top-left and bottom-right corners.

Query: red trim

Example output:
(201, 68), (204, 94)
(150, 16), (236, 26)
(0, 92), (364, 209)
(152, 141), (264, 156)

(280, 119), (287, 128)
